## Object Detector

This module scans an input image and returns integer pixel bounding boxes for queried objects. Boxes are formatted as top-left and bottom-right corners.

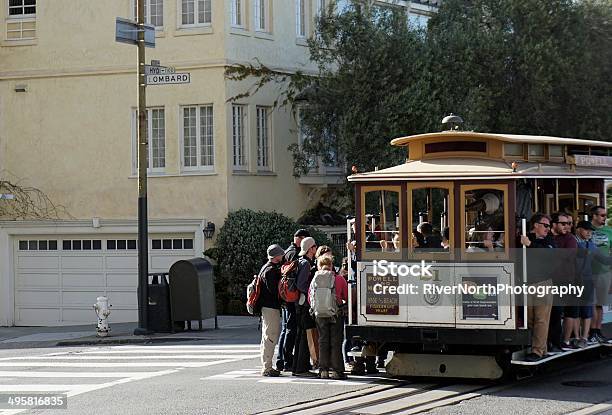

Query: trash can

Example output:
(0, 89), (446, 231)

(147, 273), (173, 333)
(169, 258), (217, 330)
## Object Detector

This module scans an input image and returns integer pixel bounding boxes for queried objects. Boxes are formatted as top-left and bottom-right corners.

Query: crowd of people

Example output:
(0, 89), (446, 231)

(255, 229), (357, 378)
(520, 206), (612, 362)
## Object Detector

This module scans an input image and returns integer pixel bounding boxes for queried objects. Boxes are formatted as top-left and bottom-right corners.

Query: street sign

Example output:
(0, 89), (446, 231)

(146, 73), (191, 85)
(0, 194), (15, 200)
(144, 65), (176, 76)
(115, 17), (155, 48)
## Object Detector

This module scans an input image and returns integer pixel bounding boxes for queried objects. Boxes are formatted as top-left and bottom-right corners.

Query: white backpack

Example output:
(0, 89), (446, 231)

(309, 270), (337, 318)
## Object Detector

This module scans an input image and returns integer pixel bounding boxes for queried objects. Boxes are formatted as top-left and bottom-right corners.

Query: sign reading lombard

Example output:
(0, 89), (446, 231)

(146, 73), (191, 85)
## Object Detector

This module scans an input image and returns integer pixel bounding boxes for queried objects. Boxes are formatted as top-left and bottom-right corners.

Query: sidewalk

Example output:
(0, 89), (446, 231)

(0, 315), (260, 349)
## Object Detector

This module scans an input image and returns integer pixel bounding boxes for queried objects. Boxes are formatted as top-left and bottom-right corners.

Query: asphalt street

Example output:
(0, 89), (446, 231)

(0, 334), (609, 414)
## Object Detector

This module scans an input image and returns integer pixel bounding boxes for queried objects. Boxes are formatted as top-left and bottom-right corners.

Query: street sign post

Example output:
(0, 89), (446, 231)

(115, 17), (155, 48)
(146, 73), (190, 85)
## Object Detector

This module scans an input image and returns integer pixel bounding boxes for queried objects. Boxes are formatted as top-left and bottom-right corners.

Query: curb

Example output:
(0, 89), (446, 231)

(55, 336), (216, 347)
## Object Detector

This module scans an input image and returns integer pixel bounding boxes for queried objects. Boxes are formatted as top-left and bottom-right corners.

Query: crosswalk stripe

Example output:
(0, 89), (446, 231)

(2, 354), (259, 360)
(0, 385), (90, 392)
(111, 345), (259, 350)
(0, 359), (240, 368)
(0, 371), (164, 378)
(76, 349), (260, 354)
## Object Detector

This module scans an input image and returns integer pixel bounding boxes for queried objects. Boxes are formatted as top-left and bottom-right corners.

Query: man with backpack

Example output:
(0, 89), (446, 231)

(258, 244), (285, 377)
(292, 236), (318, 377)
(276, 229), (310, 372)
(310, 255), (348, 379)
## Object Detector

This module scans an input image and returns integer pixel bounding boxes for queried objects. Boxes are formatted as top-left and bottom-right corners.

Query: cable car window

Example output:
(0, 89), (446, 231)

(590, 147), (609, 156)
(568, 145), (589, 155)
(549, 145), (564, 158)
(461, 186), (507, 258)
(503, 143), (523, 157)
(361, 187), (401, 259)
(411, 188), (449, 253)
(528, 144), (545, 159)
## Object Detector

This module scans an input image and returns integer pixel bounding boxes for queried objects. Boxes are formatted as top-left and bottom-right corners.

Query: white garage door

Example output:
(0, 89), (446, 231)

(14, 235), (196, 326)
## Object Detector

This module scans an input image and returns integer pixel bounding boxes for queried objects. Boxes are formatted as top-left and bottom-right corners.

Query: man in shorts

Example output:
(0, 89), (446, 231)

(589, 205), (612, 343)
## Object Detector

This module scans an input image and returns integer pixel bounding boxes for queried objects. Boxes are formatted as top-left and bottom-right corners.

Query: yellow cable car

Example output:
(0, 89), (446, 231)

(345, 119), (612, 379)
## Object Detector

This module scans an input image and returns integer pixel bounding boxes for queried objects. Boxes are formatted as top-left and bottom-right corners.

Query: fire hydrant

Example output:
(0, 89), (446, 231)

(93, 296), (111, 337)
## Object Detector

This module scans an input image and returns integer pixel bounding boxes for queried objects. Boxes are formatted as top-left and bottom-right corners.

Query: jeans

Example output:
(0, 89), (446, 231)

(276, 303), (297, 370)
(317, 317), (344, 374)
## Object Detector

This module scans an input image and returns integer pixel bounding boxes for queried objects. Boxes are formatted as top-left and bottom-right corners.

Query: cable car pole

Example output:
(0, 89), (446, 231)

(134, 0), (151, 335)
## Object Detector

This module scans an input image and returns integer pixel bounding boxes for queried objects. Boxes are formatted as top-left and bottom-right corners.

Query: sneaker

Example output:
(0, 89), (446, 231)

(576, 338), (588, 349)
(292, 371), (318, 378)
(524, 353), (543, 362)
(319, 370), (329, 379)
(587, 335), (599, 344)
(350, 365), (366, 376)
(330, 371), (347, 380)
(262, 368), (281, 377)
(595, 333), (610, 344)
(548, 345), (563, 354)
(561, 341), (577, 351)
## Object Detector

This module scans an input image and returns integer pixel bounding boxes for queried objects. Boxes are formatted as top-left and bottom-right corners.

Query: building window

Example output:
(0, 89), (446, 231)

(317, 0), (327, 15)
(254, 0), (269, 32)
(107, 240), (137, 250)
(296, 0), (306, 37)
(232, 105), (247, 170)
(18, 240), (57, 251)
(151, 238), (194, 250)
(256, 106), (271, 171)
(335, 0), (351, 14)
(408, 12), (429, 30)
(8, 0), (35, 16)
(182, 105), (214, 171)
(133, 0), (164, 28)
(231, 0), (244, 27)
(7, 0), (36, 40)
(181, 0), (211, 25)
(549, 145), (564, 158)
(132, 108), (166, 173)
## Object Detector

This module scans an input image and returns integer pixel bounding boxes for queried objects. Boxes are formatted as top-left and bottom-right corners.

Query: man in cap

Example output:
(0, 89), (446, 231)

(292, 236), (318, 377)
(259, 244), (285, 377)
(276, 229), (311, 371)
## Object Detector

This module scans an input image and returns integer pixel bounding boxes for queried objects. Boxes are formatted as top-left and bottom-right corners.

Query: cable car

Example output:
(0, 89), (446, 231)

(345, 117), (612, 379)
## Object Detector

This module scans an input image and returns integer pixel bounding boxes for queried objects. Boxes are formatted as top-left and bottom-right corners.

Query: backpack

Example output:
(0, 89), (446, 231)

(278, 260), (299, 303)
(246, 273), (263, 315)
(309, 270), (337, 318)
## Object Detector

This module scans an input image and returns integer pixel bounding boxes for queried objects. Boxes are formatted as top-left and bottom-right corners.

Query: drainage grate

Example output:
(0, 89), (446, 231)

(561, 380), (612, 388)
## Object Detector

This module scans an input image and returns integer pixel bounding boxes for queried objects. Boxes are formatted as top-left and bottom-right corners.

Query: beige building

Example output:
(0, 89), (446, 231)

(0, 0), (436, 326)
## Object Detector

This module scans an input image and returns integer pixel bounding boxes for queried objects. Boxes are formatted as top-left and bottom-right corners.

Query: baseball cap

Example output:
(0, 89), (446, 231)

(299, 237), (316, 256)
(267, 244), (285, 258)
(576, 221), (595, 231)
(294, 229), (311, 238)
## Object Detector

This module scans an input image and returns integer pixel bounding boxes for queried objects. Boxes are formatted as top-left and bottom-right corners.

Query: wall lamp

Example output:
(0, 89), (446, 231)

(203, 222), (216, 239)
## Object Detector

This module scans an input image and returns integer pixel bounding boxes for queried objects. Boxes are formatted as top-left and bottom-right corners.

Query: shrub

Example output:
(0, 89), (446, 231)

(213, 209), (335, 312)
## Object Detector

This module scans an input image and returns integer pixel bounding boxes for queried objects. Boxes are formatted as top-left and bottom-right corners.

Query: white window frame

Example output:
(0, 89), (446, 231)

(181, 105), (215, 172)
(180, 0), (212, 27)
(256, 106), (272, 171)
(296, 0), (307, 38)
(231, 0), (245, 28)
(232, 104), (248, 171)
(8, 0), (35, 18)
(254, 0), (269, 32)
(133, 0), (164, 29)
(132, 107), (166, 174)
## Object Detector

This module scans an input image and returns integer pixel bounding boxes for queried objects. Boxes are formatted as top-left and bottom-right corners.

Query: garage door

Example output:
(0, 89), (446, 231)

(14, 235), (195, 326)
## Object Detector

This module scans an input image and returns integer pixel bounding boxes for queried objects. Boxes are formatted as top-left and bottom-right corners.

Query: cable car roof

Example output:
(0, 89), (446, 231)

(347, 158), (612, 182)
(390, 131), (612, 148)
